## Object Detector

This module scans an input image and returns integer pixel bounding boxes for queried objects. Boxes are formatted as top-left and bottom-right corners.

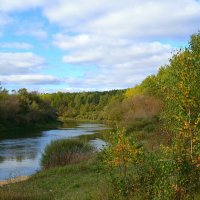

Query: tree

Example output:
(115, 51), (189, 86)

(160, 32), (200, 198)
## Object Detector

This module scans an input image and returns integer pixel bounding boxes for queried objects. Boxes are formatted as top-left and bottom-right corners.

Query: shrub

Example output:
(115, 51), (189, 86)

(100, 129), (143, 199)
(136, 146), (200, 200)
(41, 139), (94, 169)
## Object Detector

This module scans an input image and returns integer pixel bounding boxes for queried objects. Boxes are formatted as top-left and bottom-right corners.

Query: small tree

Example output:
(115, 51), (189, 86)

(101, 129), (142, 198)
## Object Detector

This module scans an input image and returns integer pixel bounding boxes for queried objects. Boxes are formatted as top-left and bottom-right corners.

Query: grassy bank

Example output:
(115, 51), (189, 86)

(1, 156), (199, 200)
(0, 157), (112, 200)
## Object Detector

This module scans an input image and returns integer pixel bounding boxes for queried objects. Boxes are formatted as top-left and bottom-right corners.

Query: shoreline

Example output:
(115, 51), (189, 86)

(0, 176), (29, 187)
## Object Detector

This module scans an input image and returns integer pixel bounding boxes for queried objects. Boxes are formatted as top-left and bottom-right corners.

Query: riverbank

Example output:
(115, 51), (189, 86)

(0, 157), (111, 200)
(1, 157), (199, 200)
(61, 117), (116, 127)
(0, 176), (29, 187)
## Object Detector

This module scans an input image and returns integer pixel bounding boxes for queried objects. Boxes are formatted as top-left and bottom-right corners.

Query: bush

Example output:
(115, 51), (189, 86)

(136, 147), (200, 200)
(41, 139), (94, 169)
(124, 116), (159, 133)
(100, 129), (143, 199)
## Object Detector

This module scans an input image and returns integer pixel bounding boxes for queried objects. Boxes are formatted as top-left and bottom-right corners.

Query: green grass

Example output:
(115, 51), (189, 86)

(1, 149), (200, 200)
(41, 139), (94, 169)
(0, 158), (112, 200)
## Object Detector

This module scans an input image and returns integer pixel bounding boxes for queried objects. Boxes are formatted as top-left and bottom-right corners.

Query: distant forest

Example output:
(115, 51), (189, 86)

(0, 87), (126, 129)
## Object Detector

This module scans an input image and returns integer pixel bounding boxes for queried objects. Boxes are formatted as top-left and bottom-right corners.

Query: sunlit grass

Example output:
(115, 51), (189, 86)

(0, 158), (112, 200)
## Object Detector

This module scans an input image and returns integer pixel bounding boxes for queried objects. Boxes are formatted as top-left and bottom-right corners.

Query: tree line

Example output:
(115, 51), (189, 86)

(0, 88), (57, 129)
(0, 86), (126, 129)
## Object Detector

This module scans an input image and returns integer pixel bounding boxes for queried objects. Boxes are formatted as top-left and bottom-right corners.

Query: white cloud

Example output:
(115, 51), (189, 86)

(0, 52), (45, 75)
(0, 0), (200, 90)
(0, 42), (33, 50)
(56, 35), (172, 89)
(0, 74), (60, 85)
(0, 51), (61, 87)
(83, 1), (200, 39)
(53, 33), (130, 50)
(60, 59), (168, 91)
(43, 0), (108, 27)
(0, 0), (47, 12)
(62, 40), (171, 65)
(16, 29), (48, 39)
(53, 34), (90, 50)
(44, 0), (200, 39)
(49, 0), (200, 90)
(0, 1), (48, 39)
(52, 31), (172, 90)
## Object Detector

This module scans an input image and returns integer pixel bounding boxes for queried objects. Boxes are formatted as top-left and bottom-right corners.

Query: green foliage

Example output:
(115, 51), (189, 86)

(100, 129), (143, 199)
(160, 32), (200, 178)
(136, 146), (200, 200)
(41, 139), (94, 168)
(125, 75), (160, 98)
(42, 89), (126, 121)
(125, 116), (159, 133)
(125, 85), (143, 98)
(99, 31), (200, 200)
(0, 87), (57, 130)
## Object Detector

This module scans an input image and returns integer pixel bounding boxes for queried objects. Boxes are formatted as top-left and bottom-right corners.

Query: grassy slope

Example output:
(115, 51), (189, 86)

(1, 158), (199, 200)
(0, 158), (112, 200)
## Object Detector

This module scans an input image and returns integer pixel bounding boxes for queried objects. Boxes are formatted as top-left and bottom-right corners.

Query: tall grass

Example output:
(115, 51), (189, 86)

(0, 190), (53, 200)
(41, 139), (94, 169)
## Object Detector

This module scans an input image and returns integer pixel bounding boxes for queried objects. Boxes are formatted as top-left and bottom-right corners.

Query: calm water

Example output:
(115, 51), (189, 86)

(0, 123), (109, 180)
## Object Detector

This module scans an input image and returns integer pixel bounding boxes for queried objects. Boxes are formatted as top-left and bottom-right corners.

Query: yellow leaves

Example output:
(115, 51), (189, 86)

(104, 130), (141, 169)
(112, 138), (137, 167)
(192, 156), (200, 169)
(183, 121), (189, 129)
(125, 85), (143, 98)
(195, 117), (200, 125)
(192, 137), (197, 143)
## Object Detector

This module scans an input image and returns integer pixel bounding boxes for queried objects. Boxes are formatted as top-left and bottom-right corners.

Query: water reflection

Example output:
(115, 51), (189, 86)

(0, 123), (109, 180)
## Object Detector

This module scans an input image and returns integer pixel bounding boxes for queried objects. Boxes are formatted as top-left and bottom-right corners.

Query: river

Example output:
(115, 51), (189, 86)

(0, 123), (109, 180)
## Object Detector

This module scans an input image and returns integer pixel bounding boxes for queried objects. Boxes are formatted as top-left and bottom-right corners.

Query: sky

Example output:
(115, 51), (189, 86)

(0, 0), (200, 93)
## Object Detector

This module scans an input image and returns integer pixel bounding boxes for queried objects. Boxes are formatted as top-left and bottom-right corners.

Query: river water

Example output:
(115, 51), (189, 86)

(0, 123), (109, 180)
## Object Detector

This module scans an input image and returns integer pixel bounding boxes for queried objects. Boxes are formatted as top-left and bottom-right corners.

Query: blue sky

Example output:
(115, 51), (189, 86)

(0, 0), (200, 92)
